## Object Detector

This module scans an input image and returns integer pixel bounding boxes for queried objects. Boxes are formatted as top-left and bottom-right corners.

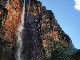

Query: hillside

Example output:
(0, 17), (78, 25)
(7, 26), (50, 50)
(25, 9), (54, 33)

(0, 0), (80, 60)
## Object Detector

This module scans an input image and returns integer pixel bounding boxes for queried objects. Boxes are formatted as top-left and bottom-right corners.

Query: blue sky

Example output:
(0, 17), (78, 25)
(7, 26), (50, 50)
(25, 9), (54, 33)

(39, 0), (80, 49)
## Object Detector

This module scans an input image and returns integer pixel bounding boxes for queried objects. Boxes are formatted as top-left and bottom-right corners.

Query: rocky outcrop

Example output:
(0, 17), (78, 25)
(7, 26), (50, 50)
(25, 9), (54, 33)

(0, 0), (80, 60)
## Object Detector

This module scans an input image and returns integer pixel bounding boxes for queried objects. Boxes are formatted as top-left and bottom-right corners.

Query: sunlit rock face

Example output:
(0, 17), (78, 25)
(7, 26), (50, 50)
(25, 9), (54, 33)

(0, 0), (22, 60)
(4, 0), (22, 42)
(0, 0), (80, 60)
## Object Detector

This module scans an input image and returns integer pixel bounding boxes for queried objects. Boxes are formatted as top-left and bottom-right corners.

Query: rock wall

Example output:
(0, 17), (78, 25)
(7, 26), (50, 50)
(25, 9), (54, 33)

(0, 0), (80, 60)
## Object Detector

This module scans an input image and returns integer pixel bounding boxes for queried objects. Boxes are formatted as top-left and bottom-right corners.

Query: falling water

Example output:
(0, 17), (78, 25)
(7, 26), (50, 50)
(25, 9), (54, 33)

(16, 0), (25, 60)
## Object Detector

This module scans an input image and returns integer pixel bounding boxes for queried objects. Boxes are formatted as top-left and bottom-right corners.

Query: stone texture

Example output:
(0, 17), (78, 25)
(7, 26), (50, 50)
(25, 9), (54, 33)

(0, 0), (80, 60)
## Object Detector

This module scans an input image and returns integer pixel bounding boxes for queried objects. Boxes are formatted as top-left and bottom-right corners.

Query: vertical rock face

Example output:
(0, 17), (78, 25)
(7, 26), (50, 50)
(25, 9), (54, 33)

(0, 0), (80, 60)
(0, 0), (22, 60)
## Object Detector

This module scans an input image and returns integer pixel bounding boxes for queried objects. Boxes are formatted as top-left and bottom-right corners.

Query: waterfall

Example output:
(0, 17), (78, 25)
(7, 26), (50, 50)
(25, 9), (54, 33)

(16, 0), (25, 60)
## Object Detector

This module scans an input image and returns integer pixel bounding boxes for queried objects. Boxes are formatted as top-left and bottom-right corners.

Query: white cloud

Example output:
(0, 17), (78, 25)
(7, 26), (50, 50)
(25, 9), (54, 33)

(74, 0), (80, 11)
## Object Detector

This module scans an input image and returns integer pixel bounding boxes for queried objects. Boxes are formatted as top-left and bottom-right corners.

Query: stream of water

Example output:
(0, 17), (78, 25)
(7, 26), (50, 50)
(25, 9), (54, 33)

(16, 0), (25, 60)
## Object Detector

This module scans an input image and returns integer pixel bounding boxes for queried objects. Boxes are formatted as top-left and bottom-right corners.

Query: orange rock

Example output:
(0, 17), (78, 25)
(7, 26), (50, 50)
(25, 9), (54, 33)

(42, 38), (48, 47)
(53, 31), (59, 41)
(4, 0), (22, 41)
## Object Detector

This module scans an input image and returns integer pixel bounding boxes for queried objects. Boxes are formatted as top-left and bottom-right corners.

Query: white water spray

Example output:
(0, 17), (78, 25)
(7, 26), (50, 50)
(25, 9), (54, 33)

(16, 0), (25, 60)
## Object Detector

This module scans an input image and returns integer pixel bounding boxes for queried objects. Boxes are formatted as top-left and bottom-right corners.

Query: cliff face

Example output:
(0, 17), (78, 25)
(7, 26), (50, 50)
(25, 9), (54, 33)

(0, 0), (22, 60)
(0, 0), (80, 60)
